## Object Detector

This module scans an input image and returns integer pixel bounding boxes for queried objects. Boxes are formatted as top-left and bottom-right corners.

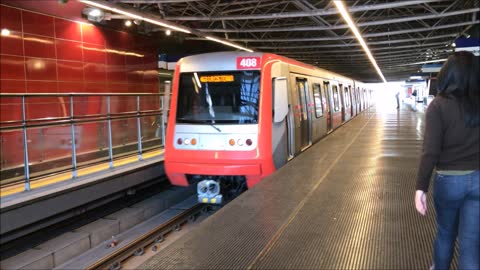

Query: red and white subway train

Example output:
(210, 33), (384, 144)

(164, 51), (373, 203)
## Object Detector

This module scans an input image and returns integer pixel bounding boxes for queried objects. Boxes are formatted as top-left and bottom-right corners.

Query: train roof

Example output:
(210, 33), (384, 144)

(178, 51), (364, 84)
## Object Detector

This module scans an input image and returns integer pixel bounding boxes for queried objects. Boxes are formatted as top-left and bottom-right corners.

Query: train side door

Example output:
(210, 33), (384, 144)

(339, 84), (346, 122)
(349, 85), (354, 116)
(323, 81), (333, 133)
(295, 78), (311, 151)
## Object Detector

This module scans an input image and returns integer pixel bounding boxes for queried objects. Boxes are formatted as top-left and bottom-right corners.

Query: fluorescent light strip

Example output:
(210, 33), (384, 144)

(206, 36), (254, 53)
(80, 0), (191, 34)
(141, 17), (190, 34)
(395, 58), (447, 66)
(333, 1), (387, 83)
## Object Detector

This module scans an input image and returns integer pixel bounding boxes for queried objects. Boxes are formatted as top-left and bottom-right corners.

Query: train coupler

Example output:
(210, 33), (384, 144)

(197, 180), (223, 204)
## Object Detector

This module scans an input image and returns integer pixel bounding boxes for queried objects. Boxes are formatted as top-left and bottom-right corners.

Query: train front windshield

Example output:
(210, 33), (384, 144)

(176, 71), (260, 124)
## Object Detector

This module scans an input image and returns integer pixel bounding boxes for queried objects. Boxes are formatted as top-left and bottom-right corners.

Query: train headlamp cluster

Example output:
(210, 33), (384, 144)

(229, 138), (253, 147)
(177, 137), (197, 145)
(177, 137), (253, 147)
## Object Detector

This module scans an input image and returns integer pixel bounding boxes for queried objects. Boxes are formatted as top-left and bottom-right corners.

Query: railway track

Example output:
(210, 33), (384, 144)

(55, 197), (208, 270)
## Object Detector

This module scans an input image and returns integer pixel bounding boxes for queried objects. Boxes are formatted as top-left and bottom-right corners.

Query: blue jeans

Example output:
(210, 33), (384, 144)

(433, 170), (480, 270)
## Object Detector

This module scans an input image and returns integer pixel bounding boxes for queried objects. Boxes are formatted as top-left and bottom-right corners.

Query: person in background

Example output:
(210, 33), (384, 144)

(395, 90), (400, 109)
(414, 51), (479, 270)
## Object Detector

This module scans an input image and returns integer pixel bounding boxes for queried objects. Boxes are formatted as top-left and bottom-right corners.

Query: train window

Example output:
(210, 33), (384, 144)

(332, 85), (340, 112)
(176, 70), (260, 124)
(296, 78), (308, 120)
(344, 87), (350, 107)
(312, 83), (323, 117)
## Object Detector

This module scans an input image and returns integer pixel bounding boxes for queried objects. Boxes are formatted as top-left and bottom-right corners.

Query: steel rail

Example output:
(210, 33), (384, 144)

(85, 203), (205, 270)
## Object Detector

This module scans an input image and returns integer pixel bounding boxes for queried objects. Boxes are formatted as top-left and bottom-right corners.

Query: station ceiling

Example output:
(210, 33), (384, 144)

(112, 0), (478, 82)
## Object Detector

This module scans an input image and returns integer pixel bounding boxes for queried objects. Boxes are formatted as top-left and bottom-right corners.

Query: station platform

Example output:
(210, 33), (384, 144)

(1, 149), (165, 244)
(139, 106), (449, 269)
(0, 149), (164, 198)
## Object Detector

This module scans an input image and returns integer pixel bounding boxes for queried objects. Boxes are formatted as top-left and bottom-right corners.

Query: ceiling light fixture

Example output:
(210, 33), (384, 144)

(79, 0), (191, 34)
(333, 1), (387, 83)
(206, 36), (253, 52)
(88, 8), (102, 17)
(1, 28), (11, 36)
(79, 0), (254, 53)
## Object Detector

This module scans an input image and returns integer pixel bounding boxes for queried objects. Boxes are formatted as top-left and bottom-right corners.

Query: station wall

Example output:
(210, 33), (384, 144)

(0, 4), (162, 174)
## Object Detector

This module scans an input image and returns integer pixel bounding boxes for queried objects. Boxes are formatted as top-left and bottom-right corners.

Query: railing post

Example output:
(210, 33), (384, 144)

(160, 96), (166, 147)
(136, 96), (143, 161)
(70, 95), (78, 178)
(21, 96), (30, 191)
(107, 96), (114, 168)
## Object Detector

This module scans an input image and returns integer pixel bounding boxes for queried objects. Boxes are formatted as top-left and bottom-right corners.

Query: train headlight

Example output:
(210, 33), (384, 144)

(246, 139), (253, 146)
(177, 138), (183, 145)
(237, 139), (244, 146)
(191, 138), (197, 145)
(229, 139), (235, 146)
(184, 138), (191, 145)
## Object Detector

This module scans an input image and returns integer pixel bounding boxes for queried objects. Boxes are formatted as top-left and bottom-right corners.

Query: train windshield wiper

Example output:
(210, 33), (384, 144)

(209, 122), (221, 132)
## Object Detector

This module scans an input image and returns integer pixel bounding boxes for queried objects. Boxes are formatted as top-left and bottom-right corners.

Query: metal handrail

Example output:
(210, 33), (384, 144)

(0, 111), (163, 131)
(0, 92), (164, 97)
(0, 93), (169, 193)
(0, 109), (166, 127)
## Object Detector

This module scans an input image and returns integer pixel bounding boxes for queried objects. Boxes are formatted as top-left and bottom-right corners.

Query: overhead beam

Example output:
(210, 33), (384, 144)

(118, 0), (201, 3)
(162, 0), (442, 21)
(279, 46), (451, 57)
(254, 33), (456, 49)
(269, 41), (450, 54)
(188, 21), (473, 42)
(195, 8), (479, 33)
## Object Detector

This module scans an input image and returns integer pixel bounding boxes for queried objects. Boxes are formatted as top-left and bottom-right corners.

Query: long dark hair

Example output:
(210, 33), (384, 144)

(437, 51), (479, 127)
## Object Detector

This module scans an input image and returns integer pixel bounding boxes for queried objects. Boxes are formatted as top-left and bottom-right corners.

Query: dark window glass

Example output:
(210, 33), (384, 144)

(313, 83), (323, 117)
(344, 87), (349, 107)
(176, 71), (260, 124)
(333, 85), (340, 112)
(296, 78), (308, 121)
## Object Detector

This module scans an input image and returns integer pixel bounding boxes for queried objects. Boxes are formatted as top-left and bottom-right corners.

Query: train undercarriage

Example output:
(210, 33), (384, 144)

(187, 175), (247, 204)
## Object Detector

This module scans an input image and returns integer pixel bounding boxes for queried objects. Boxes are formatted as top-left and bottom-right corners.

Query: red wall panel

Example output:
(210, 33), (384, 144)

(1, 55), (26, 80)
(26, 81), (58, 93)
(56, 39), (83, 61)
(0, 30), (24, 56)
(22, 10), (55, 37)
(54, 18), (82, 41)
(83, 44), (107, 64)
(25, 57), (57, 81)
(1, 4), (159, 97)
(1, 4), (160, 170)
(81, 23), (105, 46)
(0, 5), (22, 31)
(59, 81), (85, 93)
(57, 60), (84, 82)
(23, 34), (56, 59)
(84, 63), (107, 83)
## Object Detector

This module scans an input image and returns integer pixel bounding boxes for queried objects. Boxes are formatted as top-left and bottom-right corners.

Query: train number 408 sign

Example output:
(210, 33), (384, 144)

(236, 57), (261, 69)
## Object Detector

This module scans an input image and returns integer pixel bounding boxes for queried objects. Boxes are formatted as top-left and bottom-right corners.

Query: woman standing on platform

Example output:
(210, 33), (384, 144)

(414, 51), (479, 270)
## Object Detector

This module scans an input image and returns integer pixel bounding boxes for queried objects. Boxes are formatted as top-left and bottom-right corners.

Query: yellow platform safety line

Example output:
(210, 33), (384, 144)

(0, 149), (164, 198)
